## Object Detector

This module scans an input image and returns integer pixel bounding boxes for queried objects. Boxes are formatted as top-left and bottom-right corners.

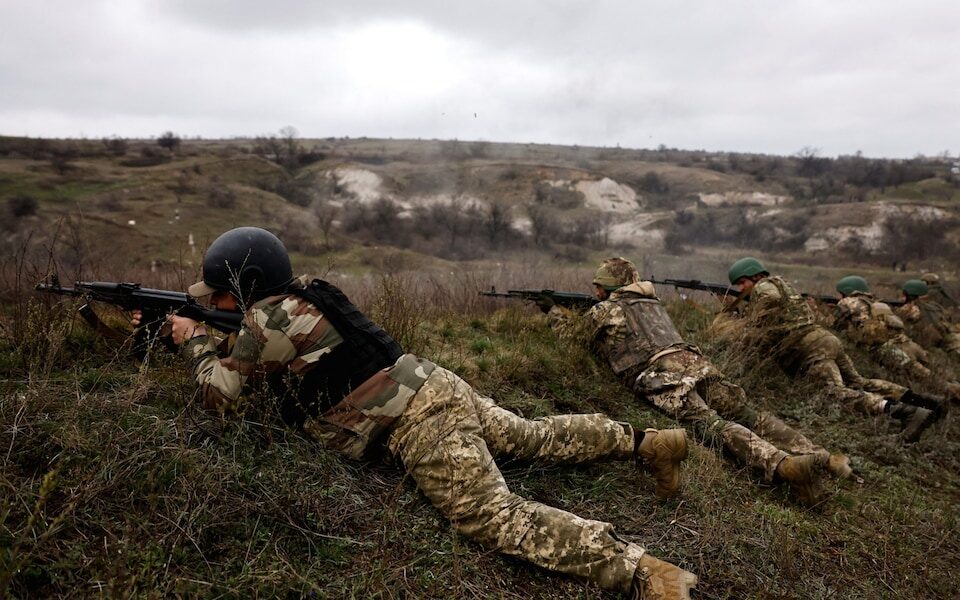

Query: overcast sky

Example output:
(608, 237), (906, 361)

(1, 0), (957, 158)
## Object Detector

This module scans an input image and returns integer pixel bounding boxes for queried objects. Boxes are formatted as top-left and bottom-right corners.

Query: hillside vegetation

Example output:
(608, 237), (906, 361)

(1, 270), (958, 599)
(2, 134), (958, 284)
(1, 135), (959, 598)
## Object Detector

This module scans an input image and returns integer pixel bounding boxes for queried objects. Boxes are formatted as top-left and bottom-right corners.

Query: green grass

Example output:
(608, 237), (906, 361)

(2, 284), (958, 599)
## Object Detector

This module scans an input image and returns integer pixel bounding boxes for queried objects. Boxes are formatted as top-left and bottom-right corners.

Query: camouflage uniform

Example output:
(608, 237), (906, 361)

(550, 282), (824, 481)
(927, 284), (958, 312)
(182, 277), (654, 595)
(922, 273), (958, 314)
(835, 293), (932, 380)
(741, 276), (908, 415)
(896, 299), (960, 358)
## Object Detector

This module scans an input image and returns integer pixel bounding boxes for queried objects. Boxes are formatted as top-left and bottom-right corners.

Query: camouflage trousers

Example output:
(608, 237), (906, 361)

(945, 331), (960, 356)
(874, 336), (960, 401)
(780, 328), (905, 415)
(387, 367), (644, 595)
(877, 335), (932, 381)
(633, 350), (823, 481)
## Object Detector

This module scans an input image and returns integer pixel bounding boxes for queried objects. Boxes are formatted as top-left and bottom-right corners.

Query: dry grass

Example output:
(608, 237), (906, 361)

(1, 255), (958, 599)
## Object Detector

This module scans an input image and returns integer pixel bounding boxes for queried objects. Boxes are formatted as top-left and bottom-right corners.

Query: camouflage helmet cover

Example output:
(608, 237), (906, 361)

(836, 275), (870, 296)
(728, 256), (768, 285)
(593, 257), (640, 291)
(902, 279), (929, 297)
(921, 272), (940, 285)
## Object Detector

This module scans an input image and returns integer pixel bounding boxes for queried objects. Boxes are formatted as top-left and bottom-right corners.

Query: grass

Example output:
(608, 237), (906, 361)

(2, 268), (958, 600)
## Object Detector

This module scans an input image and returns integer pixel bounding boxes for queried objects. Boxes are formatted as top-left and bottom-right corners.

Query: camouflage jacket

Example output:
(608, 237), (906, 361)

(741, 275), (820, 351)
(182, 277), (436, 459)
(834, 292), (905, 347)
(548, 281), (695, 381)
(896, 299), (955, 349)
(927, 284), (958, 310)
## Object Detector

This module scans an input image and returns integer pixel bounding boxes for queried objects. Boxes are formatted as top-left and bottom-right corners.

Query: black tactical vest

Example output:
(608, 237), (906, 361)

(272, 279), (404, 426)
(605, 296), (686, 375)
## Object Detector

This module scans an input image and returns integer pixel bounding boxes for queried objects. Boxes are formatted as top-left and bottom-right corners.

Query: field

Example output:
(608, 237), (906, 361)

(1, 137), (959, 598)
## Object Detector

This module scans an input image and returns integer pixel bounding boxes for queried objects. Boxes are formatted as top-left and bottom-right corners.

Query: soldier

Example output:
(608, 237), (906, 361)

(726, 257), (938, 443)
(898, 279), (960, 358)
(833, 276), (957, 405)
(543, 257), (851, 507)
(135, 227), (697, 600)
(921, 273), (958, 313)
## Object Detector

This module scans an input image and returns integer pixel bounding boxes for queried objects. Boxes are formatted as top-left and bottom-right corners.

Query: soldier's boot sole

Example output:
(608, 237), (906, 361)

(631, 553), (698, 600)
(637, 428), (688, 499)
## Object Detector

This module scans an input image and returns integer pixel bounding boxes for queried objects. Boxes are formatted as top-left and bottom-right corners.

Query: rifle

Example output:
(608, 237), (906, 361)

(479, 287), (598, 310)
(36, 277), (243, 357)
(649, 278), (737, 298)
(649, 278), (903, 307)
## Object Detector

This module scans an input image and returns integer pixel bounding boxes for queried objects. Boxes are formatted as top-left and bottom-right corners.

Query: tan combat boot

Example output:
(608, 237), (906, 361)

(629, 553), (698, 600)
(637, 428), (688, 498)
(776, 453), (827, 507)
(827, 454), (853, 480)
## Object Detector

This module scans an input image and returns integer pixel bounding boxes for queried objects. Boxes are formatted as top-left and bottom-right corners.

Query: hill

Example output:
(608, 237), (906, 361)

(1, 135), (958, 292)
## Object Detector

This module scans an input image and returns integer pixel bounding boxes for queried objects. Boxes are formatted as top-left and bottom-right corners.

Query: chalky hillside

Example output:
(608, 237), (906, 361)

(2, 135), (958, 598)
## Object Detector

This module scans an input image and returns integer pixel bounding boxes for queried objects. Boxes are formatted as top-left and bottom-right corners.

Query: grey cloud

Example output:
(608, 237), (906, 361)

(0, 0), (958, 157)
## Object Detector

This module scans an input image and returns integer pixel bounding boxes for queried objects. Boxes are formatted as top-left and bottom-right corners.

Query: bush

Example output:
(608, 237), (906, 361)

(101, 137), (128, 156)
(7, 195), (38, 218)
(157, 131), (181, 152)
(883, 213), (959, 262)
(207, 180), (237, 209)
(637, 172), (669, 194)
(533, 182), (584, 209)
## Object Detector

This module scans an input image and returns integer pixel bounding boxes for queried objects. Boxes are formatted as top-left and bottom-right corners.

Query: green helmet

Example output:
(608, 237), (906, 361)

(836, 275), (869, 296)
(902, 279), (929, 298)
(593, 257), (639, 291)
(728, 257), (768, 285)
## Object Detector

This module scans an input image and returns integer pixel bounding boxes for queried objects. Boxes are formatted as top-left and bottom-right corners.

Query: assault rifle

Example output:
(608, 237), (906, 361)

(649, 278), (738, 299)
(36, 277), (243, 356)
(650, 278), (904, 307)
(479, 287), (598, 310)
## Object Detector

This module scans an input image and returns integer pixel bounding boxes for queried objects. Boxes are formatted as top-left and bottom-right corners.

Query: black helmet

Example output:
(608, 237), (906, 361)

(189, 227), (293, 301)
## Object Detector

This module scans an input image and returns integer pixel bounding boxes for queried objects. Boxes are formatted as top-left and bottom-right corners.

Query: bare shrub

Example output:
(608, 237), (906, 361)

(485, 199), (513, 244)
(883, 214), (959, 262)
(7, 195), (38, 218)
(96, 193), (122, 212)
(206, 178), (237, 209)
(637, 172), (669, 194)
(533, 182), (584, 209)
(527, 204), (560, 246)
(49, 146), (77, 176)
(100, 136), (128, 157)
(120, 146), (169, 167)
(157, 131), (181, 153)
(311, 200), (339, 249)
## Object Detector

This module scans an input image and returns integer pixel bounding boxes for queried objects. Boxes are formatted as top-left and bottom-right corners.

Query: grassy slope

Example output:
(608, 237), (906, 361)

(1, 279), (958, 599)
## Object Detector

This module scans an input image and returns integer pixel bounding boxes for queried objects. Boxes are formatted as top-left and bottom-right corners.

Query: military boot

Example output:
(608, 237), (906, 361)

(629, 553), (698, 600)
(636, 428), (688, 498)
(901, 389), (948, 420)
(827, 454), (853, 480)
(776, 454), (827, 507)
(886, 402), (937, 443)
